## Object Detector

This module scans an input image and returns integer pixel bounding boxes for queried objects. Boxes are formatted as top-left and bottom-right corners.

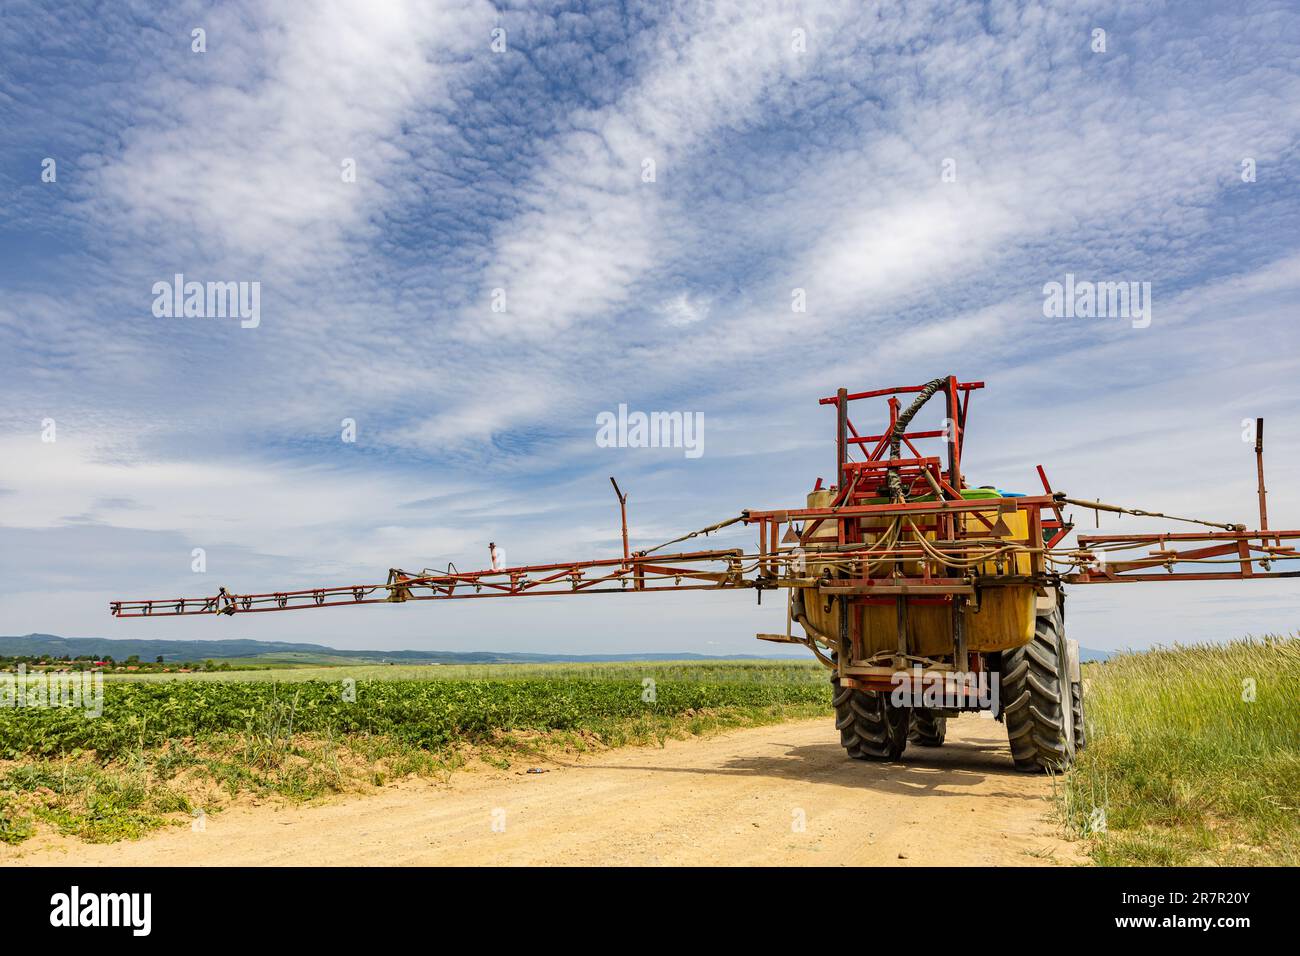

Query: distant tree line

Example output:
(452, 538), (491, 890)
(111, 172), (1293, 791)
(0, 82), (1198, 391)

(0, 654), (234, 672)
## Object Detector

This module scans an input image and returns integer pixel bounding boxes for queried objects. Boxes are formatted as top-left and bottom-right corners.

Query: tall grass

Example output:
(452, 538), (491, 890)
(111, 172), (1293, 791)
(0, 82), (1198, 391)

(1061, 636), (1299, 865)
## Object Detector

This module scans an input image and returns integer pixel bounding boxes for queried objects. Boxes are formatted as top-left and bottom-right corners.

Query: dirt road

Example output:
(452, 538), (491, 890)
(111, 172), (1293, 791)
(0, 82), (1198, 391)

(5, 715), (1080, 866)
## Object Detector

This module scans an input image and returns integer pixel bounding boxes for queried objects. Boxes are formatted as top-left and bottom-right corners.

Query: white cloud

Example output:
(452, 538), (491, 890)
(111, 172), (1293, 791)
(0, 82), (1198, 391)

(465, 0), (863, 340)
(88, 0), (495, 274)
(6, 1), (1300, 650)
(658, 292), (710, 327)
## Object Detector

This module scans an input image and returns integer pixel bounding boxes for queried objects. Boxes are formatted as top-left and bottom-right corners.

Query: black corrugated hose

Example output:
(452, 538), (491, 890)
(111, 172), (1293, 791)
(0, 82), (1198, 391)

(886, 377), (949, 502)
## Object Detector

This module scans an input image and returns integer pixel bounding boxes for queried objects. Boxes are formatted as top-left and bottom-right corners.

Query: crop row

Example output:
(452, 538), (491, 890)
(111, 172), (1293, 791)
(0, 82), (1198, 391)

(0, 676), (832, 759)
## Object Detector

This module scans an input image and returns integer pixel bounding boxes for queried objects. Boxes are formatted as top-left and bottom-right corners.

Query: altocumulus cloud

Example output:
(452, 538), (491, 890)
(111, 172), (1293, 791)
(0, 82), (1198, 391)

(1, 0), (1298, 651)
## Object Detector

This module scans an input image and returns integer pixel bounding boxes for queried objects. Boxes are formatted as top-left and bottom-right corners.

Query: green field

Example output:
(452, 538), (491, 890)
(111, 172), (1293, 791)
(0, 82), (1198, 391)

(1061, 636), (1299, 866)
(0, 660), (829, 844)
(105, 659), (823, 683)
(4, 642), (1296, 863)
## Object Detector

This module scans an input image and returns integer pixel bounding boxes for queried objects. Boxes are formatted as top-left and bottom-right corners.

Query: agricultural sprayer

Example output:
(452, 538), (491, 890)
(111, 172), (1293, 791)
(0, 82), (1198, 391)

(111, 377), (1300, 772)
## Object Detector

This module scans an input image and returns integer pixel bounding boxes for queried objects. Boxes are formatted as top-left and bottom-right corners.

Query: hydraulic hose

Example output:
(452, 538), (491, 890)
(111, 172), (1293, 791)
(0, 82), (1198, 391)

(887, 377), (949, 502)
(791, 587), (838, 667)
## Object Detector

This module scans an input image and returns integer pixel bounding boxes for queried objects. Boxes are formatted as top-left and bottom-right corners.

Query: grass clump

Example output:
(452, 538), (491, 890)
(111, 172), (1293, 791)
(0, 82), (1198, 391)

(1060, 635), (1299, 866)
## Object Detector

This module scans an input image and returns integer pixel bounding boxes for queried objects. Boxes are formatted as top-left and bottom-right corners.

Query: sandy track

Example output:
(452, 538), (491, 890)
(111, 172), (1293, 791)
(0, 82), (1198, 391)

(5, 715), (1081, 866)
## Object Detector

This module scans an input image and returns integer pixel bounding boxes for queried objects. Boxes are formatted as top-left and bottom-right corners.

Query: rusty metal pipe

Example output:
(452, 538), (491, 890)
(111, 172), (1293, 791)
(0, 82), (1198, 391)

(1255, 418), (1270, 534)
(610, 476), (630, 564)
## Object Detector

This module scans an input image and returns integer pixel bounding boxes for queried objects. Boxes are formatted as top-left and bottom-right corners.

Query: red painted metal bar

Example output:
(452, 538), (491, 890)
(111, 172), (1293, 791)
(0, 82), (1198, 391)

(1066, 570), (1300, 584)
(1102, 541), (1243, 573)
(110, 548), (747, 618)
(1067, 529), (1300, 583)
(819, 382), (985, 404)
(1035, 465), (1072, 548)
(111, 581), (744, 618)
(1255, 418), (1269, 534)
(1077, 530), (1300, 544)
(747, 494), (1058, 521)
(610, 476), (630, 565)
(835, 386), (848, 483)
(850, 429), (948, 444)
(843, 457), (943, 470)
(946, 374), (962, 489)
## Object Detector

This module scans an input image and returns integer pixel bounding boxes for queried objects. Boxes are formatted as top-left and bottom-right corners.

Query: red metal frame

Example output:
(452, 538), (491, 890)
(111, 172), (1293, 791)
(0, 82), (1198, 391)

(1065, 531), (1300, 583)
(109, 377), (1300, 620)
(819, 377), (983, 504)
(110, 549), (744, 617)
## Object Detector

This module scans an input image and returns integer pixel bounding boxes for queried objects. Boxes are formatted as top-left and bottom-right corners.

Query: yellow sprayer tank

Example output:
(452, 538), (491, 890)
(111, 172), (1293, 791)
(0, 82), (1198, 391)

(798, 488), (1036, 660)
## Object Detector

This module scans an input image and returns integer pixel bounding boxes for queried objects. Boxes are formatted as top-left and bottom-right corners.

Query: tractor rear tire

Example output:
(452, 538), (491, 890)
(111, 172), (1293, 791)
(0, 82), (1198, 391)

(909, 709), (947, 747)
(832, 676), (910, 761)
(1071, 677), (1087, 751)
(999, 599), (1075, 773)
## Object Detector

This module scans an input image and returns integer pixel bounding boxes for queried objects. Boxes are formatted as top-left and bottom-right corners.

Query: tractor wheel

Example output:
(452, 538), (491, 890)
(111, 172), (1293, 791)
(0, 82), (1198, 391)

(1071, 678), (1087, 751)
(909, 709), (947, 747)
(832, 676), (910, 761)
(998, 598), (1074, 773)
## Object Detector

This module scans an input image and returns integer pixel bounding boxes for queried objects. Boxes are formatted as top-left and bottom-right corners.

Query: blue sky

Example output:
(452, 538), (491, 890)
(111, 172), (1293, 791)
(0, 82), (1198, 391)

(2, 0), (1298, 653)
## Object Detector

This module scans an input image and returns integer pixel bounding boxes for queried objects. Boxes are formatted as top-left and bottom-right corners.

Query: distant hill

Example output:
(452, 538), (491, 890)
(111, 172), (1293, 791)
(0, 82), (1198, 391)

(0, 634), (800, 664)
